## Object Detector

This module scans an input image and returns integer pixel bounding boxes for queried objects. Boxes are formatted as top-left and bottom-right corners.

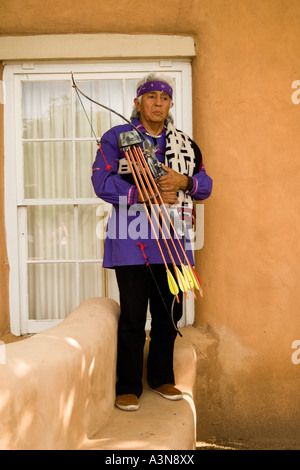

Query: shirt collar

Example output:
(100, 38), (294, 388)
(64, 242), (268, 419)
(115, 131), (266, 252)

(132, 118), (166, 138)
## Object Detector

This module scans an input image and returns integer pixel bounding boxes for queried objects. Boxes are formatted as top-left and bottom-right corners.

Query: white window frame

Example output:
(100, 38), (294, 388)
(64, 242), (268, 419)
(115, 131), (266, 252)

(4, 60), (194, 335)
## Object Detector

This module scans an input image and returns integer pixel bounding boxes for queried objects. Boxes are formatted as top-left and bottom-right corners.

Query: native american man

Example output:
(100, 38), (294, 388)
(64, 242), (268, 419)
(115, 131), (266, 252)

(92, 73), (212, 411)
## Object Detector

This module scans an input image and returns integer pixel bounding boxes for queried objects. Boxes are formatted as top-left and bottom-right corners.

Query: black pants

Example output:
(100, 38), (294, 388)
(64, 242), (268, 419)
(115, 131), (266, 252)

(115, 264), (183, 398)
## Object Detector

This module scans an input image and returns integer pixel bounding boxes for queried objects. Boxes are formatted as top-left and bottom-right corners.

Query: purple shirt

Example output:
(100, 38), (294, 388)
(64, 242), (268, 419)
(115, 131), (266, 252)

(92, 119), (212, 268)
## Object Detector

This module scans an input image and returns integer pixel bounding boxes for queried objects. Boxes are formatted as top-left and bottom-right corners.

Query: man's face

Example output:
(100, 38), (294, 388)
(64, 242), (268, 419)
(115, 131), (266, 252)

(134, 91), (172, 128)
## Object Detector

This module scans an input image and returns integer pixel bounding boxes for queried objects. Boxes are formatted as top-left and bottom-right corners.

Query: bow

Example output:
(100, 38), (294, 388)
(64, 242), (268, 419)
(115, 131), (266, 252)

(71, 73), (203, 314)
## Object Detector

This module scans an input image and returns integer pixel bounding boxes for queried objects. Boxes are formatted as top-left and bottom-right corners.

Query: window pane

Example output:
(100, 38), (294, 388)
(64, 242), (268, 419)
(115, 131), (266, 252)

(22, 81), (72, 139)
(125, 79), (139, 120)
(75, 141), (97, 198)
(28, 263), (76, 320)
(75, 80), (124, 138)
(78, 204), (104, 260)
(78, 263), (103, 304)
(24, 142), (73, 199)
(27, 205), (75, 260)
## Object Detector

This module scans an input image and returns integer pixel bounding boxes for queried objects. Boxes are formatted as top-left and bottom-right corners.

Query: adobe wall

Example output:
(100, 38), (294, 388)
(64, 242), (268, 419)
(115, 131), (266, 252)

(0, 0), (299, 446)
(191, 1), (300, 445)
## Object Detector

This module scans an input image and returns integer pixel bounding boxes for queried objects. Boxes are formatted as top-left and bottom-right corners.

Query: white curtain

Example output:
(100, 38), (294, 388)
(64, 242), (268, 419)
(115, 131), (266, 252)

(22, 78), (138, 320)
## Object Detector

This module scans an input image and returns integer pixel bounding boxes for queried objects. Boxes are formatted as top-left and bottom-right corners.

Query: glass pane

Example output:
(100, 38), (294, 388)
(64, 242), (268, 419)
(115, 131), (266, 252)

(125, 79), (139, 120)
(22, 81), (71, 139)
(78, 204), (104, 260)
(27, 205), (75, 260)
(75, 80), (124, 138)
(23, 142), (73, 199)
(78, 263), (103, 304)
(75, 141), (97, 198)
(28, 263), (76, 320)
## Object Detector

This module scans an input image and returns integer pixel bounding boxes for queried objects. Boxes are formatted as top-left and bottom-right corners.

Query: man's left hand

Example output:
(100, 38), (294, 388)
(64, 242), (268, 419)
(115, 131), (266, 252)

(158, 164), (188, 192)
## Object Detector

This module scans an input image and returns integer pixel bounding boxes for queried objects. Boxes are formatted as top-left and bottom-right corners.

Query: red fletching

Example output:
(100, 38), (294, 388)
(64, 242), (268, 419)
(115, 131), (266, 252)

(137, 242), (149, 266)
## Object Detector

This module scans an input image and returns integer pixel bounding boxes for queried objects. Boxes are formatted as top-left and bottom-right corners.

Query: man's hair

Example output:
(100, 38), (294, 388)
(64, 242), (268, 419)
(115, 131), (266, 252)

(130, 72), (174, 124)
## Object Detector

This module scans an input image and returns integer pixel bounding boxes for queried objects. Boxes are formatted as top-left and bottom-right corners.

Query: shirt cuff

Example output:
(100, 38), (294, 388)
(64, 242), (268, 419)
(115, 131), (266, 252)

(187, 176), (198, 196)
(186, 176), (194, 192)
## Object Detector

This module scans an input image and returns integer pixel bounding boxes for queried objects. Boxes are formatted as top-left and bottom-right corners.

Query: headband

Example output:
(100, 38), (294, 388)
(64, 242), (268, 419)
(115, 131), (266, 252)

(136, 81), (173, 100)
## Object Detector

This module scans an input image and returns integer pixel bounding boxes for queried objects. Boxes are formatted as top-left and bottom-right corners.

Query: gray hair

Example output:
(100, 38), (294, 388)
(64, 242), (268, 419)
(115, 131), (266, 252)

(130, 72), (174, 124)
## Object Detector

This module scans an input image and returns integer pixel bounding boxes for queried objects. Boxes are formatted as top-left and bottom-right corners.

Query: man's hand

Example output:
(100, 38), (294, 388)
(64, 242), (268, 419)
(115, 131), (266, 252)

(137, 164), (187, 206)
(158, 164), (188, 192)
(160, 191), (179, 205)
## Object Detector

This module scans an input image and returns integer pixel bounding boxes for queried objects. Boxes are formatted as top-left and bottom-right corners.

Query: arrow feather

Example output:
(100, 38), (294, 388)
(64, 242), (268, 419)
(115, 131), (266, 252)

(167, 269), (179, 297)
(175, 266), (188, 293)
(181, 264), (194, 290)
(189, 266), (203, 296)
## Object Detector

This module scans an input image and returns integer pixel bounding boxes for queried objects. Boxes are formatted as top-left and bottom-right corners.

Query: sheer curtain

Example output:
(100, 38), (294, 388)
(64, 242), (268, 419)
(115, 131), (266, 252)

(22, 78), (138, 320)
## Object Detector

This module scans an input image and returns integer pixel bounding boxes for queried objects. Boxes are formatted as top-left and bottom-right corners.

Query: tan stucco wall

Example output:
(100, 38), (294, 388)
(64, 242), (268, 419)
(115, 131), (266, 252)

(0, 0), (300, 447)
(191, 1), (300, 445)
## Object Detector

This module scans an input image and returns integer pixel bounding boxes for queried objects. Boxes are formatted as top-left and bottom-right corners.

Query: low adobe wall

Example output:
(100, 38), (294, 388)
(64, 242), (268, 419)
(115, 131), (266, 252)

(0, 298), (120, 450)
(0, 297), (198, 450)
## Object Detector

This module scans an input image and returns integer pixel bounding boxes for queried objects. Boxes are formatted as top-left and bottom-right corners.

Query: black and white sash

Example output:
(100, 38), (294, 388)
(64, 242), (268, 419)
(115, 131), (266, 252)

(118, 122), (202, 227)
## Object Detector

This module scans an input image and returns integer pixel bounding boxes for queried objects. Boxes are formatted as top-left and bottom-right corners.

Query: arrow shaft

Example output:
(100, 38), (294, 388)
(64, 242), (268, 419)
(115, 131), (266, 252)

(135, 146), (198, 276)
(127, 148), (189, 298)
(132, 146), (195, 294)
(132, 146), (184, 263)
(123, 149), (180, 301)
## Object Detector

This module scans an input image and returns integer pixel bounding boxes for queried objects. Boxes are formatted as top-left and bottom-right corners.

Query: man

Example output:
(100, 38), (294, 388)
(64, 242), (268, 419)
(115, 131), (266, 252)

(92, 73), (212, 411)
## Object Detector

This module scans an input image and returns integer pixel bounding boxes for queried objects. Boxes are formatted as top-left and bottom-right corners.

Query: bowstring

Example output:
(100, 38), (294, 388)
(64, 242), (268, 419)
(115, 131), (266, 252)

(147, 263), (182, 338)
(73, 84), (100, 144)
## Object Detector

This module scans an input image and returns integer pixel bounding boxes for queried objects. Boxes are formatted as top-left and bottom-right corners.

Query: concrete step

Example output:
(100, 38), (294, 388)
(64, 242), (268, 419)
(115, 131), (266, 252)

(81, 334), (197, 450)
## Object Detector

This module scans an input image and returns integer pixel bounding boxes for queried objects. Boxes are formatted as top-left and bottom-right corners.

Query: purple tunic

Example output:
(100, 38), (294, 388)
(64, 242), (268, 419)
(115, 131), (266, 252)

(91, 119), (212, 268)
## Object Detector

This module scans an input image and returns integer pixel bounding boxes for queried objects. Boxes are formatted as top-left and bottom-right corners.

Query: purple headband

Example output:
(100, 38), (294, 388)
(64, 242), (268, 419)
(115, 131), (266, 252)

(136, 81), (173, 100)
